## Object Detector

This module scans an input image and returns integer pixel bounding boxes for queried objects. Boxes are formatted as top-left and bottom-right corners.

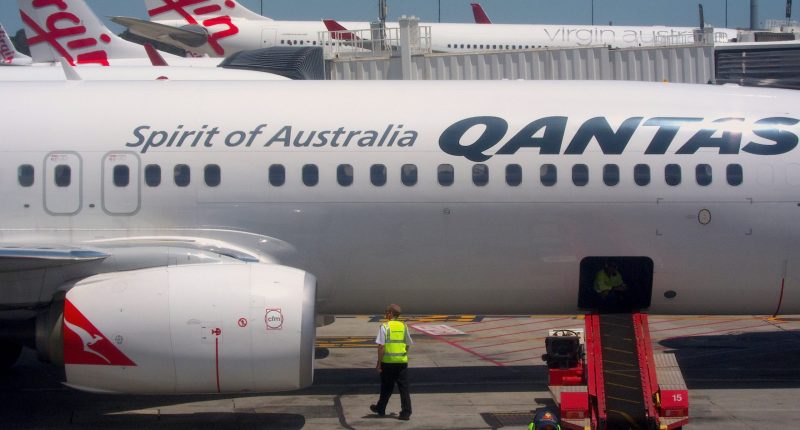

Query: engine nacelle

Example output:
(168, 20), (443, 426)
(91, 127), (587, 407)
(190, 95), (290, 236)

(47, 263), (315, 394)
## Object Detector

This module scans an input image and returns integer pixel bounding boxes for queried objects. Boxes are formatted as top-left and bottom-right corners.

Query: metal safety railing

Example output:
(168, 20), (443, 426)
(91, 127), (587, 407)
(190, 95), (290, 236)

(764, 19), (800, 32)
(318, 25), (432, 59)
(653, 30), (733, 46)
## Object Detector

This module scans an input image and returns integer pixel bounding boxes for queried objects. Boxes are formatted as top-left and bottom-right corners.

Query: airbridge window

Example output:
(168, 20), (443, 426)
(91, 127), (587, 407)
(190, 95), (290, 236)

(371, 164), (387, 186)
(473, 164), (489, 186)
(18, 164), (34, 187)
(540, 164), (557, 187)
(438, 164), (454, 186)
(665, 164), (681, 186)
(113, 165), (130, 187)
(145, 164), (161, 187)
(696, 164), (712, 186)
(205, 164), (221, 187)
(269, 164), (285, 186)
(401, 164), (418, 186)
(303, 164), (319, 186)
(54, 165), (71, 187)
(174, 164), (190, 187)
(727, 164), (743, 186)
(506, 164), (522, 186)
(337, 164), (353, 186)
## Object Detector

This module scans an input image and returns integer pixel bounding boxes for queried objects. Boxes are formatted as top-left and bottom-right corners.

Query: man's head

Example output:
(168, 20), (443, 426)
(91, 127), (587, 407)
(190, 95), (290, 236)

(385, 304), (402, 319)
(604, 260), (618, 275)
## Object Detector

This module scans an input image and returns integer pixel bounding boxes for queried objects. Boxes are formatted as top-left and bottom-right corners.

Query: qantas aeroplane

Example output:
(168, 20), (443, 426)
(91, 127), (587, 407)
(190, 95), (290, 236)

(0, 79), (798, 394)
(0, 22), (32, 65)
(135, 0), (738, 57)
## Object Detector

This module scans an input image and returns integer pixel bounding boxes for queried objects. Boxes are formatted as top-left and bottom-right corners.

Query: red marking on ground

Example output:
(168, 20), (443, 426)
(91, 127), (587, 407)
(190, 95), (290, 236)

(488, 345), (546, 356)
(450, 317), (517, 328)
(470, 338), (532, 349)
(648, 317), (753, 333)
(463, 317), (572, 334)
(409, 323), (505, 367)
(647, 316), (712, 325)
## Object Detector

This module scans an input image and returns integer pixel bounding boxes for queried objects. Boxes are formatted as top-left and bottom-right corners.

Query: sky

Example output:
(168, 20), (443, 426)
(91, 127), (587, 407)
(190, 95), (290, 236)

(0, 0), (797, 37)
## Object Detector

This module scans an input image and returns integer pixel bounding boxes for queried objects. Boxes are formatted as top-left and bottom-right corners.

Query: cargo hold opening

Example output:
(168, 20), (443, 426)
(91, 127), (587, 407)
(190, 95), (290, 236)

(578, 257), (654, 312)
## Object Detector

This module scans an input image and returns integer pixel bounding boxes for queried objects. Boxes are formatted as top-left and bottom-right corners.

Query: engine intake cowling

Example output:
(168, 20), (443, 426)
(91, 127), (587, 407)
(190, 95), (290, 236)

(54, 263), (315, 394)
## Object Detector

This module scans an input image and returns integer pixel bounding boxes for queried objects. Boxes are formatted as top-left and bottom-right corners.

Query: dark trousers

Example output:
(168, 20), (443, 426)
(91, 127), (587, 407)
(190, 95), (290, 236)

(376, 362), (411, 415)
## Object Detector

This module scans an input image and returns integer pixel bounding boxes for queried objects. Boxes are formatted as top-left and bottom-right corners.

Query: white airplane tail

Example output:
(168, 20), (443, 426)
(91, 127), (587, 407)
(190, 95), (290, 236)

(18, 0), (146, 65)
(146, 0), (272, 22)
(0, 22), (32, 65)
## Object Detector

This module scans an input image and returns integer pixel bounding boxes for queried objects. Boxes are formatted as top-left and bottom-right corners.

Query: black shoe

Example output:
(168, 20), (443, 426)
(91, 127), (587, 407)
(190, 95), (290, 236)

(370, 404), (385, 416)
(398, 413), (411, 421)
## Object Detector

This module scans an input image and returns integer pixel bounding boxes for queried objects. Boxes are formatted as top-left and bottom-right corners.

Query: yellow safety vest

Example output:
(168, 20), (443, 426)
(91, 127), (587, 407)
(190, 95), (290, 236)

(382, 320), (408, 364)
(594, 270), (623, 295)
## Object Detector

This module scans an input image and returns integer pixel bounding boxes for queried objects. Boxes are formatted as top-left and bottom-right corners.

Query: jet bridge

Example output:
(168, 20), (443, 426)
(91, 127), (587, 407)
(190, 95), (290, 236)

(545, 313), (688, 430)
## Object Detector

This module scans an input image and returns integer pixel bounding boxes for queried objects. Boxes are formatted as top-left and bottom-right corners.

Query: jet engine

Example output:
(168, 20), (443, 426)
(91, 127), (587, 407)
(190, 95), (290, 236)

(36, 263), (316, 394)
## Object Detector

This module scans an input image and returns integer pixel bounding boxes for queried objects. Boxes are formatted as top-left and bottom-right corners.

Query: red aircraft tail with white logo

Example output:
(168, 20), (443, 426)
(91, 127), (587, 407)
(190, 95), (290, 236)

(18, 0), (146, 66)
(0, 22), (32, 65)
(471, 3), (492, 24)
(146, 0), (272, 22)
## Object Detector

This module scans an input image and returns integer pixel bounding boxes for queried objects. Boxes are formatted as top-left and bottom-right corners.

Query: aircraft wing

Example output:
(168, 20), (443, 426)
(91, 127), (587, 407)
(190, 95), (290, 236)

(110, 16), (217, 57)
(0, 245), (109, 271)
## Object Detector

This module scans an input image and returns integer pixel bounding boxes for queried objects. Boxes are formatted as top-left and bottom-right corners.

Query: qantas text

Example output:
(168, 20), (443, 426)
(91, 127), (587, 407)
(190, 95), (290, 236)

(127, 124), (418, 153)
(439, 116), (800, 161)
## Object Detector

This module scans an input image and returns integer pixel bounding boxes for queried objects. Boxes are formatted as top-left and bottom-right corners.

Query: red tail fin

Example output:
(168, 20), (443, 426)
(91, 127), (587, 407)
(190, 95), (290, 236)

(323, 19), (360, 41)
(471, 3), (492, 24)
(144, 43), (169, 66)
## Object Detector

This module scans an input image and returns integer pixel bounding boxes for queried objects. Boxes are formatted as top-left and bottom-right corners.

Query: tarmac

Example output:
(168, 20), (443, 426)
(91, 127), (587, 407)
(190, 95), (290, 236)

(2, 314), (800, 429)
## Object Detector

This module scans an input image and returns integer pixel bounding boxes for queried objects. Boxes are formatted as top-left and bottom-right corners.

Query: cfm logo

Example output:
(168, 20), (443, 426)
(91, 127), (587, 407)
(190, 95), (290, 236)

(265, 308), (284, 330)
(21, 0), (113, 66)
(148, 0), (240, 56)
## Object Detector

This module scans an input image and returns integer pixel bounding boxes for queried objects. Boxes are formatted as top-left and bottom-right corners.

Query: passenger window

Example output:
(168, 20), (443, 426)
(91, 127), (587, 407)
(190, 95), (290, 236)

(337, 164), (354, 186)
(540, 164), (557, 186)
(204, 164), (221, 187)
(18, 164), (34, 187)
(113, 165), (130, 187)
(145, 164), (161, 187)
(696, 164), (712, 186)
(634, 164), (650, 186)
(472, 164), (489, 186)
(54, 165), (71, 187)
(269, 164), (285, 187)
(174, 164), (190, 187)
(371, 164), (387, 186)
(603, 164), (619, 186)
(572, 164), (588, 186)
(665, 164), (681, 186)
(438, 164), (454, 186)
(302, 164), (319, 187)
(401, 164), (417, 186)
(506, 164), (522, 186)
(727, 164), (743, 186)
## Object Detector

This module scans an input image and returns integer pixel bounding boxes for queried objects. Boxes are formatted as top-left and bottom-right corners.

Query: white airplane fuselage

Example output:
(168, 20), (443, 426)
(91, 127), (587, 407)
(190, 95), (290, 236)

(2, 80), (799, 316)
(152, 18), (736, 56)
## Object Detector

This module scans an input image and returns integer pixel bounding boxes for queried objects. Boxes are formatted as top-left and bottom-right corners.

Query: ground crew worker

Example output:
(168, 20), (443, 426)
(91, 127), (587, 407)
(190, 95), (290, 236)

(370, 303), (413, 421)
(528, 407), (561, 430)
(594, 261), (628, 311)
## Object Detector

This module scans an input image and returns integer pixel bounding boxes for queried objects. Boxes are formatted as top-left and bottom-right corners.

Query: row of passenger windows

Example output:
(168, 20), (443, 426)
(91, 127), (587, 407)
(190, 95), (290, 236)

(447, 43), (550, 50)
(16, 163), (745, 188)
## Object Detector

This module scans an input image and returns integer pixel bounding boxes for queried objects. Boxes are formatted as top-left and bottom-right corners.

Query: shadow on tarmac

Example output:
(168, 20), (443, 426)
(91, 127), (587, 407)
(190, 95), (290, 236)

(659, 330), (800, 389)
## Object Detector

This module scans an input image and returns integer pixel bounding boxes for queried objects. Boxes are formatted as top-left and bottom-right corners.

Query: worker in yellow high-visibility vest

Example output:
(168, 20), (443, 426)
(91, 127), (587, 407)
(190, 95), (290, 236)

(594, 260), (628, 311)
(370, 304), (413, 421)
